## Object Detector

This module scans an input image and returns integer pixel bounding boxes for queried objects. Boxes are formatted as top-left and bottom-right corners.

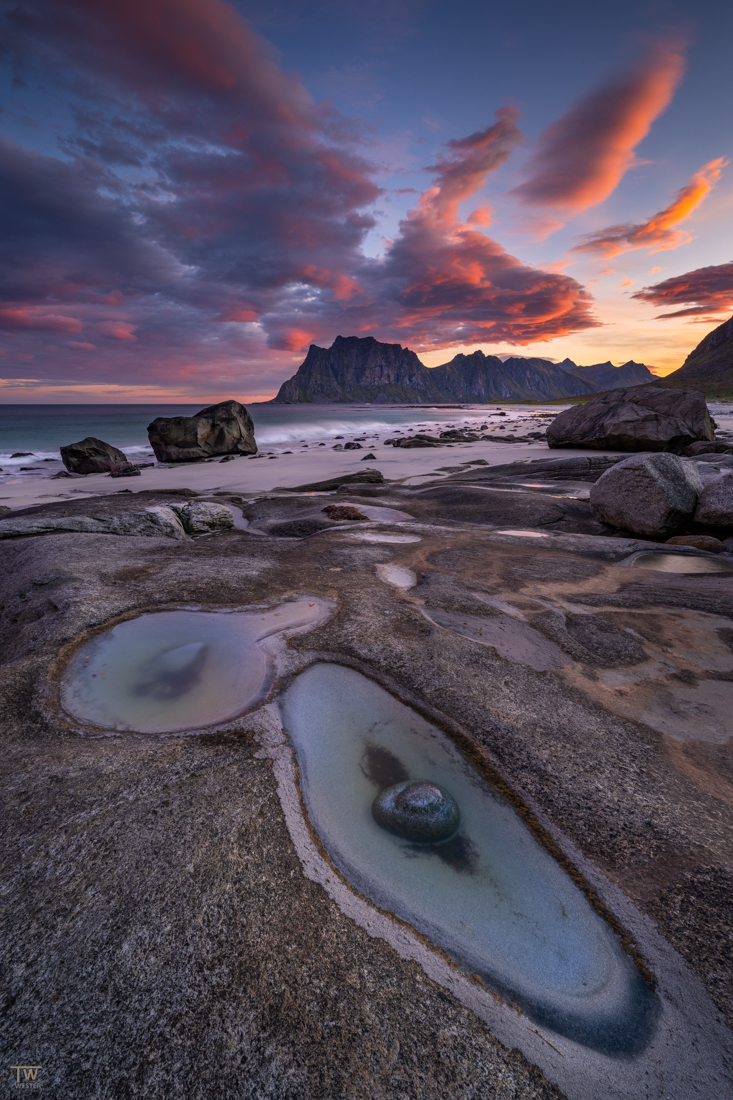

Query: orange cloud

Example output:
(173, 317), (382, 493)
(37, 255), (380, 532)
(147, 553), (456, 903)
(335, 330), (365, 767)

(510, 40), (686, 213)
(632, 260), (733, 317)
(572, 158), (727, 258)
(278, 327), (318, 351)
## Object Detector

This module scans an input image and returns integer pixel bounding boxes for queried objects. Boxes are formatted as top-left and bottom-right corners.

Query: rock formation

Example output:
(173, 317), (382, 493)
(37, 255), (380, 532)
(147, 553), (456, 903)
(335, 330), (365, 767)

(272, 336), (654, 404)
(0, 505), (187, 540)
(171, 501), (235, 535)
(589, 453), (703, 537)
(547, 388), (714, 453)
(148, 400), (257, 462)
(60, 436), (129, 474)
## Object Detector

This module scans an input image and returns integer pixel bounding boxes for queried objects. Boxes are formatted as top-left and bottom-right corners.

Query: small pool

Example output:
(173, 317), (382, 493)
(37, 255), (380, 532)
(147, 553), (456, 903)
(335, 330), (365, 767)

(61, 600), (327, 733)
(280, 664), (656, 1054)
(493, 528), (550, 538)
(628, 552), (733, 574)
(348, 532), (421, 544)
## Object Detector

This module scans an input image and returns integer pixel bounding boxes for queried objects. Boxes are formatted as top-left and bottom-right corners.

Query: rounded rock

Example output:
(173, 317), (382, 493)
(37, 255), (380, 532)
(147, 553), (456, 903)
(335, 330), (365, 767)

(372, 780), (460, 842)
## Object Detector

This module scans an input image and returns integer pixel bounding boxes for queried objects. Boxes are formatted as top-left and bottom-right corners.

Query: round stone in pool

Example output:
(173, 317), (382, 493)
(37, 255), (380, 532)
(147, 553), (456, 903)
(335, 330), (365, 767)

(373, 780), (460, 842)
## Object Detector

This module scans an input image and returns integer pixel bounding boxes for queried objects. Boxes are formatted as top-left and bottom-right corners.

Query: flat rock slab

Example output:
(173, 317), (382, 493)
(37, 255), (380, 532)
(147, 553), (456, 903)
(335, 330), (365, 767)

(0, 468), (731, 1099)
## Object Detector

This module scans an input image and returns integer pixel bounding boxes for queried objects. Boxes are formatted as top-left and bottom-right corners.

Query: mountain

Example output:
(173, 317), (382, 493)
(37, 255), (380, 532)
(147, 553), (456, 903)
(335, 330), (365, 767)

(272, 337), (599, 403)
(652, 315), (733, 396)
(428, 352), (594, 401)
(272, 336), (443, 403)
(561, 359), (656, 390)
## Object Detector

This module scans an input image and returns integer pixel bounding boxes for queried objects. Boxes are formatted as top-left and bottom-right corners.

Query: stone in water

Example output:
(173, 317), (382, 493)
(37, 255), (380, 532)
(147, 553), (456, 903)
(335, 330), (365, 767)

(373, 780), (460, 842)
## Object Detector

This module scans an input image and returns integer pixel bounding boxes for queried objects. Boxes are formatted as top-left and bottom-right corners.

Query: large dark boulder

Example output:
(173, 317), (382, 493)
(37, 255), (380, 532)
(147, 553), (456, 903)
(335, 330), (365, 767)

(60, 437), (128, 474)
(547, 388), (714, 453)
(147, 400), (257, 462)
(589, 453), (703, 537)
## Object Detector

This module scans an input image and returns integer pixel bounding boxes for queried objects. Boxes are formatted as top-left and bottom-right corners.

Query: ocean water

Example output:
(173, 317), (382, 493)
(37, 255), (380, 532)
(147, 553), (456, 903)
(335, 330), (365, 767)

(0, 401), (536, 482)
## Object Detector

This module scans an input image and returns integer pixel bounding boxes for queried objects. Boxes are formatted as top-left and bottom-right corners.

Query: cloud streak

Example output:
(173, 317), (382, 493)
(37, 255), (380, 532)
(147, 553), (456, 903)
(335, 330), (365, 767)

(632, 260), (733, 318)
(510, 40), (686, 213)
(572, 158), (727, 259)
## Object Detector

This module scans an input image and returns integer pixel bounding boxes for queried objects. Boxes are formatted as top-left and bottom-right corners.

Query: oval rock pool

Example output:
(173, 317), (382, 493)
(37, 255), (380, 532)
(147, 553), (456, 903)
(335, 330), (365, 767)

(280, 663), (657, 1055)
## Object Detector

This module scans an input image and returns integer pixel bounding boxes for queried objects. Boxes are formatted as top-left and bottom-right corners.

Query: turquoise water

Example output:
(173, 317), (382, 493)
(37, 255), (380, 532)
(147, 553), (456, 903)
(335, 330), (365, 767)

(0, 402), (504, 479)
(280, 664), (657, 1054)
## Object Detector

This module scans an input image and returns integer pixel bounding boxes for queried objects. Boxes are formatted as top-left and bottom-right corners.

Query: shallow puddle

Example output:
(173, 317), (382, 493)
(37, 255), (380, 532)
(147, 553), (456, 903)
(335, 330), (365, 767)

(348, 532), (421, 544)
(628, 552), (733, 574)
(280, 664), (656, 1054)
(375, 563), (417, 589)
(62, 599), (327, 733)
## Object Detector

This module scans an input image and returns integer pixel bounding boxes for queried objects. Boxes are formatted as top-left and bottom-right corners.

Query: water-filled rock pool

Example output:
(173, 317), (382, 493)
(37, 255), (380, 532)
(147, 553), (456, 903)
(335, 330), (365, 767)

(280, 663), (657, 1054)
(629, 552), (733, 574)
(61, 600), (326, 733)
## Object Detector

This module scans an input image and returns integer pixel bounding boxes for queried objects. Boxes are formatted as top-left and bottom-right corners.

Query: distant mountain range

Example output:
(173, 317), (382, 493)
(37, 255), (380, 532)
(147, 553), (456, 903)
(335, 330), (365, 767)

(272, 336), (657, 403)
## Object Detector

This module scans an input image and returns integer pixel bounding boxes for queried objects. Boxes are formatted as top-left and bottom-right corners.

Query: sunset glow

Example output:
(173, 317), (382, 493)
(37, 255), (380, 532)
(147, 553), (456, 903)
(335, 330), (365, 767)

(0, 0), (731, 396)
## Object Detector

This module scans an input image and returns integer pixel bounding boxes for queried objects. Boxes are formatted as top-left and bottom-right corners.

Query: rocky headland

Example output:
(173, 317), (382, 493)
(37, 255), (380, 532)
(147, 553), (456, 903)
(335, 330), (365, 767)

(652, 314), (733, 396)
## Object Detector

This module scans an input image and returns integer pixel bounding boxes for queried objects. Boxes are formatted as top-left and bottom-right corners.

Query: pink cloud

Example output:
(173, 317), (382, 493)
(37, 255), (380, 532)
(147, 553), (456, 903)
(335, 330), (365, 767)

(510, 40), (686, 213)
(466, 206), (493, 227)
(0, 309), (83, 332)
(95, 321), (138, 340)
(264, 110), (598, 350)
(572, 158), (727, 259)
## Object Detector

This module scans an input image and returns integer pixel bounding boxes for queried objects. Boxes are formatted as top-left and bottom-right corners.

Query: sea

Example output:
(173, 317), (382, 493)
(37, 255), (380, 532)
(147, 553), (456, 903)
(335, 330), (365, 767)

(0, 402), (542, 482)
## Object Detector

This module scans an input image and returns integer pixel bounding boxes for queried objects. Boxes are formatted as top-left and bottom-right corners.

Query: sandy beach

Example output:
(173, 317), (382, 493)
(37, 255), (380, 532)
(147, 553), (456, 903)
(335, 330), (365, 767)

(3, 399), (731, 513)
(0, 436), (633, 510)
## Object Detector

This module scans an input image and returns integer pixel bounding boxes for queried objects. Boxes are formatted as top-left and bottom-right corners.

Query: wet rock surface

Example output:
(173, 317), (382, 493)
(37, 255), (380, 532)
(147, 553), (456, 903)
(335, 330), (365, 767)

(1, 456), (732, 1098)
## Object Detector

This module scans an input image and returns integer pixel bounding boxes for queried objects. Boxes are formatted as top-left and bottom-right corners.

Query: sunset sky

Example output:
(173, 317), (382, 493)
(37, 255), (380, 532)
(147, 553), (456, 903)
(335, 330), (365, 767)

(1, 0), (732, 402)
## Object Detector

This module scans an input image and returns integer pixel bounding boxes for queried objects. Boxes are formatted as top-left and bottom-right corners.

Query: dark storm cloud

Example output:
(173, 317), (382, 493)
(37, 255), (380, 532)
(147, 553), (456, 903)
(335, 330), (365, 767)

(0, 136), (174, 302)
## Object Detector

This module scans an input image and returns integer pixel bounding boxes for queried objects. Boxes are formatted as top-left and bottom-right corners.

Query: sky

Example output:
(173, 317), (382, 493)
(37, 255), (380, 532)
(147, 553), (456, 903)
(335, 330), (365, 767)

(1, 0), (732, 402)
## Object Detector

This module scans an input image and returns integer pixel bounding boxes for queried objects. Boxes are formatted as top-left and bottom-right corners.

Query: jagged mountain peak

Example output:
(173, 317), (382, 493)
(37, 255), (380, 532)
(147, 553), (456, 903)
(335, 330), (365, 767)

(272, 335), (595, 403)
